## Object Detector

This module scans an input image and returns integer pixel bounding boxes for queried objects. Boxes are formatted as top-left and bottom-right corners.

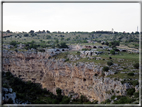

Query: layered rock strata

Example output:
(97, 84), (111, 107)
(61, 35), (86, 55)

(3, 50), (129, 103)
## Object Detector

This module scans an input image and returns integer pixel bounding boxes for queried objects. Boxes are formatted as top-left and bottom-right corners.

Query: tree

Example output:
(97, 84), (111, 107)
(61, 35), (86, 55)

(105, 41), (109, 46)
(29, 30), (34, 34)
(80, 95), (89, 103)
(6, 30), (11, 33)
(110, 50), (115, 55)
(24, 33), (29, 37)
(56, 88), (62, 95)
(135, 31), (139, 34)
(59, 42), (68, 48)
(46, 30), (50, 33)
(46, 35), (51, 39)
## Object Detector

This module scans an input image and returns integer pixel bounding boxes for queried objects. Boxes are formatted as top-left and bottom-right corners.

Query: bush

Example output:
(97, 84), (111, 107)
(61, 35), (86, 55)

(80, 95), (89, 103)
(109, 57), (112, 59)
(105, 99), (111, 103)
(133, 63), (139, 69)
(114, 96), (134, 104)
(126, 88), (135, 96)
(82, 48), (91, 51)
(110, 50), (115, 55)
(103, 66), (109, 71)
(132, 80), (139, 86)
(56, 88), (62, 95)
(111, 95), (115, 99)
(77, 51), (80, 54)
(6, 71), (11, 77)
(134, 92), (139, 98)
(10, 41), (17, 46)
(127, 72), (134, 76)
(65, 58), (69, 62)
(60, 96), (70, 104)
(59, 42), (68, 48)
(107, 61), (113, 66)
(93, 100), (98, 104)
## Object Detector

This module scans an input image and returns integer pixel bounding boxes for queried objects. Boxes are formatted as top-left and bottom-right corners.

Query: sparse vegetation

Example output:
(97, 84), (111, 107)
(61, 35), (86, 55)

(2, 30), (139, 104)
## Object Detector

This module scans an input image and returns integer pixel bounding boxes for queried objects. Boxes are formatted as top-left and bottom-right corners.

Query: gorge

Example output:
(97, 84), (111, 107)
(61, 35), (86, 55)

(2, 49), (131, 103)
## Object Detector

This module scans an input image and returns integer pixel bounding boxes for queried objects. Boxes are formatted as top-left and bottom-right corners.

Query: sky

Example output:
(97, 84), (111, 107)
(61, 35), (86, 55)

(3, 3), (140, 33)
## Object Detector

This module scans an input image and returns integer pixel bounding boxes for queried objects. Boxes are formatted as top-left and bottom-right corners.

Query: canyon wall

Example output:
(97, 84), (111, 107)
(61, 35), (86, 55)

(2, 50), (130, 103)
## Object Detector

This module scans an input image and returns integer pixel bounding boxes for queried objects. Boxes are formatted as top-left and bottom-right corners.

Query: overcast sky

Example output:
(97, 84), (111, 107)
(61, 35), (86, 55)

(3, 3), (140, 32)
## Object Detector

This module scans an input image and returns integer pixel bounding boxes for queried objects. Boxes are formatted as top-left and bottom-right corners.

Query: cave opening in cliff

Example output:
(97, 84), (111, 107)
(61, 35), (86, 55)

(90, 52), (93, 56)
(93, 46), (96, 48)
(83, 78), (86, 81)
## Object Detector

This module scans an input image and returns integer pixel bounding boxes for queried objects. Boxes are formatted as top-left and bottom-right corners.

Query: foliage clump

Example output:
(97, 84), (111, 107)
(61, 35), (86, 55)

(127, 72), (134, 76)
(107, 61), (113, 66)
(103, 66), (109, 71)
(133, 63), (139, 69)
(126, 88), (135, 96)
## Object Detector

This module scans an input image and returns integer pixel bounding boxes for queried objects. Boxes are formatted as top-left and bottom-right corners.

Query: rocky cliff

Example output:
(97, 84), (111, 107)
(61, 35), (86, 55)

(2, 50), (130, 103)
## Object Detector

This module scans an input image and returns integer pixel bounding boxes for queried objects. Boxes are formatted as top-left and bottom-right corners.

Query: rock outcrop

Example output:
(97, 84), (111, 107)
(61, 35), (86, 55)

(2, 50), (130, 103)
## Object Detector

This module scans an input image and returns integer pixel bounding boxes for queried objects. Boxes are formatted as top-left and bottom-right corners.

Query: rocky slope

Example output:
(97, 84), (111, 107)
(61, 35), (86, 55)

(2, 49), (131, 103)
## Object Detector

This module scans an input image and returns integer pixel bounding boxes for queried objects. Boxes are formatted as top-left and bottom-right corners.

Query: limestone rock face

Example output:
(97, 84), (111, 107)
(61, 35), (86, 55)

(2, 50), (129, 103)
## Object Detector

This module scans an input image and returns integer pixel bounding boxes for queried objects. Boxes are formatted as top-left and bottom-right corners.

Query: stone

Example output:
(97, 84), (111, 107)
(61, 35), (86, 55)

(135, 85), (139, 92)
(9, 88), (13, 93)
(3, 88), (8, 93)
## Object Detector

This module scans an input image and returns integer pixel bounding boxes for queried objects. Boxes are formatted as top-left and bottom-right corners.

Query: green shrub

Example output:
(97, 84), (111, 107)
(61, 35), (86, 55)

(111, 95), (115, 99)
(110, 50), (115, 55)
(107, 61), (113, 66)
(80, 95), (89, 103)
(132, 80), (139, 86)
(6, 71), (11, 77)
(114, 96), (134, 104)
(56, 88), (62, 95)
(105, 99), (111, 103)
(60, 96), (70, 104)
(126, 88), (135, 96)
(10, 41), (17, 46)
(82, 48), (91, 51)
(65, 58), (69, 62)
(103, 66), (109, 71)
(133, 63), (139, 69)
(134, 91), (139, 98)
(127, 72), (134, 76)
(109, 57), (112, 59)
(93, 100), (98, 104)
(77, 51), (80, 55)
